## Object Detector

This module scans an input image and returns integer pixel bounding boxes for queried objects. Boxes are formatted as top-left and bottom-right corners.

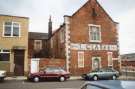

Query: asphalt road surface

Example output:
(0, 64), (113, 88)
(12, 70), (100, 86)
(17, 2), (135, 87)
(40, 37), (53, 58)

(0, 80), (85, 89)
(0, 80), (135, 89)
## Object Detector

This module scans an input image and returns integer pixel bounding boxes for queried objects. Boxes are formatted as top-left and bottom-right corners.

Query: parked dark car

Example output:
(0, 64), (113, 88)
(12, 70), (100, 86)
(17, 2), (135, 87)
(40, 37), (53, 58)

(82, 68), (119, 81)
(27, 67), (70, 82)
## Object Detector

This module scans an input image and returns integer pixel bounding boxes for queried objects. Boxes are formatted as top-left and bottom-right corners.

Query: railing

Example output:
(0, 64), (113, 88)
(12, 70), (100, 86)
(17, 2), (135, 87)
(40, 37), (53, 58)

(121, 66), (135, 77)
(121, 66), (135, 72)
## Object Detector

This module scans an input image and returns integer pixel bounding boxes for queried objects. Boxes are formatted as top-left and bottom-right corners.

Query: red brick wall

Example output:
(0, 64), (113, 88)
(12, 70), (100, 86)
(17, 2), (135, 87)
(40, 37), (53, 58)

(68, 0), (119, 75)
(70, 0), (118, 44)
(28, 39), (48, 58)
(47, 0), (120, 75)
(49, 26), (66, 59)
(39, 58), (66, 70)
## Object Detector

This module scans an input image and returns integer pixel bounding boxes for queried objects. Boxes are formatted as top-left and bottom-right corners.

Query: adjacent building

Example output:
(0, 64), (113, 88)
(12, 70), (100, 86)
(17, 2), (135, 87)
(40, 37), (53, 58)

(49, 0), (120, 75)
(121, 53), (135, 67)
(28, 32), (48, 58)
(0, 15), (29, 76)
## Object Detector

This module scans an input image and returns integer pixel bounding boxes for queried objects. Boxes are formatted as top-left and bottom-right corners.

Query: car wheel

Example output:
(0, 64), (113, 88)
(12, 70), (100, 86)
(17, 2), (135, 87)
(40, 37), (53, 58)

(112, 75), (117, 80)
(93, 75), (98, 81)
(33, 77), (39, 82)
(59, 76), (65, 82)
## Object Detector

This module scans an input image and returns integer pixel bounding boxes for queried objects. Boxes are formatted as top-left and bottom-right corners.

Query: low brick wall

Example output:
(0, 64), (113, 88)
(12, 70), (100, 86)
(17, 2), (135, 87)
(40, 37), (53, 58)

(39, 58), (66, 70)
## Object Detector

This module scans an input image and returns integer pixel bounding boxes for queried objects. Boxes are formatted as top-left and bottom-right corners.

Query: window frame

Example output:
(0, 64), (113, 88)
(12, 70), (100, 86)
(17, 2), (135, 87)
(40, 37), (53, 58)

(60, 29), (65, 43)
(78, 51), (84, 68)
(107, 52), (113, 67)
(0, 49), (10, 61)
(34, 40), (42, 50)
(88, 24), (101, 43)
(3, 22), (21, 37)
(92, 57), (101, 70)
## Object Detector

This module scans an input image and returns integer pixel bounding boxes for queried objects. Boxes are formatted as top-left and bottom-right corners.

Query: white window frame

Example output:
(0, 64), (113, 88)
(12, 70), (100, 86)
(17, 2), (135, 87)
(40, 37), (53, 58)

(0, 49), (10, 61)
(107, 52), (113, 67)
(92, 57), (101, 70)
(78, 51), (84, 68)
(34, 40), (42, 50)
(3, 22), (21, 37)
(88, 24), (101, 43)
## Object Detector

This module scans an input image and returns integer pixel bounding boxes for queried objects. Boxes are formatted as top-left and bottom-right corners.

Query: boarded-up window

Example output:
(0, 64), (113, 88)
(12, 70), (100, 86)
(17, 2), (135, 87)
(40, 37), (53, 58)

(34, 40), (42, 50)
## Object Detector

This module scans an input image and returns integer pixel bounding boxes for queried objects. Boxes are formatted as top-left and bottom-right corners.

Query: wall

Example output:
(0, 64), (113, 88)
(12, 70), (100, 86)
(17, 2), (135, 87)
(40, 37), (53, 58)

(28, 39), (48, 58)
(39, 58), (66, 70)
(68, 0), (119, 75)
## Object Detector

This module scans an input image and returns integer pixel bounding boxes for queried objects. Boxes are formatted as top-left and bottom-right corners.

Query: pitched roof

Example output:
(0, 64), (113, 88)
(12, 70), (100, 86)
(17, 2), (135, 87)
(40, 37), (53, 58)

(66, 0), (118, 24)
(29, 32), (48, 40)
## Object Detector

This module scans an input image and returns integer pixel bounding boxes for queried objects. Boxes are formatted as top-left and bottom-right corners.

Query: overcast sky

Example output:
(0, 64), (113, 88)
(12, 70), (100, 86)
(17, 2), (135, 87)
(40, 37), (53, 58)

(0, 0), (135, 55)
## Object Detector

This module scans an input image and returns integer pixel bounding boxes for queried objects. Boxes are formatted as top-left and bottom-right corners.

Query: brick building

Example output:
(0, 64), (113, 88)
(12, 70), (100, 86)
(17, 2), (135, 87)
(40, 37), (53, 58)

(121, 53), (135, 67)
(28, 0), (120, 75)
(49, 0), (120, 75)
(0, 14), (29, 76)
(28, 32), (49, 58)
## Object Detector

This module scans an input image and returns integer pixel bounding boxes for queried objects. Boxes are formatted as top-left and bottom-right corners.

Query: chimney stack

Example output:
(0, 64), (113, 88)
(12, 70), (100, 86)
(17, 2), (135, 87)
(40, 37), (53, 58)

(48, 15), (52, 38)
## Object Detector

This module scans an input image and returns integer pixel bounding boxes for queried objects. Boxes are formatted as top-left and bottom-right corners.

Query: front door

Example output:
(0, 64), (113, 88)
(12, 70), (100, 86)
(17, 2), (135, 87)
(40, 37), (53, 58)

(14, 50), (24, 76)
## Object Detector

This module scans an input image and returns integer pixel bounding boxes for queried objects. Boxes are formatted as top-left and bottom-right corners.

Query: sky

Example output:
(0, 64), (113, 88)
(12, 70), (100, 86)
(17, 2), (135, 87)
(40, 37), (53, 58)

(0, 0), (135, 55)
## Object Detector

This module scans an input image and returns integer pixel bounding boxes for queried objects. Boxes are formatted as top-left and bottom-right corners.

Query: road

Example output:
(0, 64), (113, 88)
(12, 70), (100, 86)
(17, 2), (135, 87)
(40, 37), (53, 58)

(1, 79), (135, 89)
(0, 80), (85, 89)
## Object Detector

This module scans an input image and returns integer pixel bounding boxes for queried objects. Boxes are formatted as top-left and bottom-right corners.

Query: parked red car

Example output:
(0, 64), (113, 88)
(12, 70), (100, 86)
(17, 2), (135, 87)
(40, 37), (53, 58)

(27, 67), (70, 82)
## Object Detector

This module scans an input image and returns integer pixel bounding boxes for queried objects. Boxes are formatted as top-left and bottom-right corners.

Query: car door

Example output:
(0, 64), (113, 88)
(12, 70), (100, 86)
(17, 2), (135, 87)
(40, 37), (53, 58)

(45, 68), (59, 79)
(99, 69), (106, 78)
(96, 69), (105, 79)
(104, 68), (113, 79)
(99, 69), (109, 79)
(45, 68), (54, 79)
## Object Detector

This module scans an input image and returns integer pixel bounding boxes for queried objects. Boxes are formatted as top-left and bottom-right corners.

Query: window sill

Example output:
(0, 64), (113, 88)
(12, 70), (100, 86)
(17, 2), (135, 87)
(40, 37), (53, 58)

(89, 40), (102, 43)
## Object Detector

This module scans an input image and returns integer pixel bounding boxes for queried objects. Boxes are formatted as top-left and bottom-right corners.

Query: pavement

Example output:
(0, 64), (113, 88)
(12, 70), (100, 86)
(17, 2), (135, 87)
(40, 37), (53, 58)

(5, 75), (135, 81)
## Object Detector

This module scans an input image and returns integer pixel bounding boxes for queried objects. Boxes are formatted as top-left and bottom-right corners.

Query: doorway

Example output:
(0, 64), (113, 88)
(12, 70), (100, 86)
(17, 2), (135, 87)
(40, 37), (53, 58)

(14, 50), (24, 76)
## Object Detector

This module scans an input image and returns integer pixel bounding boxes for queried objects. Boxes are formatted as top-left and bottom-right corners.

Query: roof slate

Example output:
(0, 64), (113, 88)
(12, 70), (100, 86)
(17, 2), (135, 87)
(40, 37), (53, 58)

(29, 32), (48, 40)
